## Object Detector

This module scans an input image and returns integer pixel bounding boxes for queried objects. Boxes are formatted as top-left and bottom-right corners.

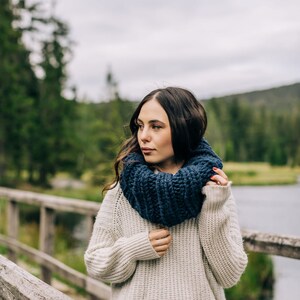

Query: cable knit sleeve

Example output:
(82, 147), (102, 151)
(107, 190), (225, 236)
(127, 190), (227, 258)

(199, 183), (248, 288)
(84, 186), (160, 284)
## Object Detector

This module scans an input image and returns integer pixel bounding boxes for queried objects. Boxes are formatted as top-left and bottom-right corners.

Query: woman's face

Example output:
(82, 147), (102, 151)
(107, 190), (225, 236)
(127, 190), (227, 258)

(137, 99), (180, 173)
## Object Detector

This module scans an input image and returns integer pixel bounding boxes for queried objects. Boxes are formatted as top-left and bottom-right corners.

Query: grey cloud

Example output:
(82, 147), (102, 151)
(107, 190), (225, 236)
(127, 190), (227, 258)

(55, 0), (300, 100)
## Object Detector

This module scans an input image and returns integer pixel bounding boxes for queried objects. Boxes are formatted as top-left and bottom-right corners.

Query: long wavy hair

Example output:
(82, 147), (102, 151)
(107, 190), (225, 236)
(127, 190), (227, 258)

(103, 87), (207, 191)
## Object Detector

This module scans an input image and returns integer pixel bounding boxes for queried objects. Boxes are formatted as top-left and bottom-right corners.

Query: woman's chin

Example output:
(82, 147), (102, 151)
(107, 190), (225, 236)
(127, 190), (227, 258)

(143, 156), (158, 164)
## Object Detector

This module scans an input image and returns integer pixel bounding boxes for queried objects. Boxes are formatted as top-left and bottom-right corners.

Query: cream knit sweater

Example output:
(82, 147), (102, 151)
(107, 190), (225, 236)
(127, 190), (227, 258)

(84, 183), (248, 300)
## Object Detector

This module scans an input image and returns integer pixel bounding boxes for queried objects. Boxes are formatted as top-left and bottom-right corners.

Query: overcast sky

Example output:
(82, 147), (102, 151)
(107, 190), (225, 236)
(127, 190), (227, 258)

(53, 0), (300, 101)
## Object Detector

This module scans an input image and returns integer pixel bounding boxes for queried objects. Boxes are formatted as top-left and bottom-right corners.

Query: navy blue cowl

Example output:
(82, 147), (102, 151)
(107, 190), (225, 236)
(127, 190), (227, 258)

(120, 138), (223, 227)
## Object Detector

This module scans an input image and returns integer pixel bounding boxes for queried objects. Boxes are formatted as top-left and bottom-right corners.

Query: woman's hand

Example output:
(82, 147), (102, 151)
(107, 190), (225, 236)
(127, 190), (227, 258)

(207, 167), (229, 186)
(149, 228), (172, 257)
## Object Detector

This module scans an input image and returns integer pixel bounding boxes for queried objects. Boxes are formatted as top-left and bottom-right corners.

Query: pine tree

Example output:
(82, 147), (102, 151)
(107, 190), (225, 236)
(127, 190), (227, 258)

(0, 0), (38, 183)
(34, 14), (75, 185)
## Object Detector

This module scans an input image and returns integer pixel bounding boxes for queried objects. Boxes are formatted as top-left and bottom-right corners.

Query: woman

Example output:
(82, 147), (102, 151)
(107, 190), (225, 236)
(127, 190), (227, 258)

(85, 87), (248, 300)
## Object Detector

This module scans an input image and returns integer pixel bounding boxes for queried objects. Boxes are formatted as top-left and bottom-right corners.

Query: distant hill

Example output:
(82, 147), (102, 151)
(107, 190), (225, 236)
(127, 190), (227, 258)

(204, 82), (300, 112)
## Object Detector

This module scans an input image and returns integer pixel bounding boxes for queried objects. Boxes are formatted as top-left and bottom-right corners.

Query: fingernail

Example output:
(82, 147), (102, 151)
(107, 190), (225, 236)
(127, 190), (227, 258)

(213, 167), (217, 170)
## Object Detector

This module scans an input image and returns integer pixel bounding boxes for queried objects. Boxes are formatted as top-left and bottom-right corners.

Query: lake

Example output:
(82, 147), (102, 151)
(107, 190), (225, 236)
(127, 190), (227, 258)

(233, 184), (300, 300)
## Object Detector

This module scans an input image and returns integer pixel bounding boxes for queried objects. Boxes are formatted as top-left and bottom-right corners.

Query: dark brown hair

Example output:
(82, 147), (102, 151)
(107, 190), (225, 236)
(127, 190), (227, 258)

(104, 87), (207, 191)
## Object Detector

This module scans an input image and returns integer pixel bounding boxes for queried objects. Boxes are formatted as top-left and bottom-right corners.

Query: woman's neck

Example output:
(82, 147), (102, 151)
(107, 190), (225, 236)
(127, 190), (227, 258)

(155, 160), (185, 174)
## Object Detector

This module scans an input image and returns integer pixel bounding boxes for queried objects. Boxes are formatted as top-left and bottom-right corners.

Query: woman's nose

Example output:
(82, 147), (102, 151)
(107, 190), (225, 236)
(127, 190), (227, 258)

(140, 128), (151, 142)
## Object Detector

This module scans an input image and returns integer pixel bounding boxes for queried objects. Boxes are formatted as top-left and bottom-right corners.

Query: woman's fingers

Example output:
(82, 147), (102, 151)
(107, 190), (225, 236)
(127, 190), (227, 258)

(154, 244), (170, 252)
(213, 167), (228, 180)
(156, 250), (168, 256)
(149, 228), (172, 256)
(149, 228), (170, 241)
(210, 174), (227, 185)
(152, 235), (172, 247)
(210, 167), (229, 186)
(206, 180), (217, 186)
(210, 174), (228, 186)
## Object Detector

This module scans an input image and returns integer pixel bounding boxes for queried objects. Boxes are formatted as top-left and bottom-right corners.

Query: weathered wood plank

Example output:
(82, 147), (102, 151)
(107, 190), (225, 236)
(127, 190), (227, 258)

(0, 235), (111, 299)
(86, 276), (112, 300)
(0, 187), (100, 215)
(39, 207), (55, 284)
(0, 255), (72, 300)
(242, 229), (300, 259)
(7, 200), (19, 263)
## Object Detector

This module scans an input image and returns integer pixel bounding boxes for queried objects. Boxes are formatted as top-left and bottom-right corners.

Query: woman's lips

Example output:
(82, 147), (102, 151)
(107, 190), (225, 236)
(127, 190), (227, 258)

(141, 147), (155, 154)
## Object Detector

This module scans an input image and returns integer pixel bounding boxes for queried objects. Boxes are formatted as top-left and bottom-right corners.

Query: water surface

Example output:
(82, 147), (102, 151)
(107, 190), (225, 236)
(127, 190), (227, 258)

(233, 185), (300, 300)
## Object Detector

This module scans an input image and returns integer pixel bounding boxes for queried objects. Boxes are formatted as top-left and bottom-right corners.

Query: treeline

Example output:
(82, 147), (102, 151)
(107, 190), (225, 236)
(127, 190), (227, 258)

(1, 1), (299, 188)
(0, 0), (76, 185)
(0, 0), (136, 187)
(204, 93), (300, 166)
(62, 92), (300, 186)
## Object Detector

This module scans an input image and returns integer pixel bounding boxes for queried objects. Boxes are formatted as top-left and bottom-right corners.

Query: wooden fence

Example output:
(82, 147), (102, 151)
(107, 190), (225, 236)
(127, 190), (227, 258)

(0, 187), (110, 300)
(0, 255), (71, 300)
(0, 186), (300, 299)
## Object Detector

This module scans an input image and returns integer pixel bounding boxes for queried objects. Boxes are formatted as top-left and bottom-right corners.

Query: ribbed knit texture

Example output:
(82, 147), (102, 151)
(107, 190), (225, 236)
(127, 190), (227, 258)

(84, 184), (248, 300)
(120, 138), (223, 226)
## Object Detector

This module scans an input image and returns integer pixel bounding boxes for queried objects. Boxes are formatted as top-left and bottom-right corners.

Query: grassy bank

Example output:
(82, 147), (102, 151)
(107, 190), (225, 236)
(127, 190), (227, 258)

(2, 163), (299, 204)
(15, 183), (103, 202)
(224, 162), (300, 186)
(9, 162), (300, 204)
(226, 252), (274, 300)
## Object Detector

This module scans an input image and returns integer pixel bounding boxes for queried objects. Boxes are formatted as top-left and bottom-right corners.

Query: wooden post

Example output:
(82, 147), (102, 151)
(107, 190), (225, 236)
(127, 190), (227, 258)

(39, 206), (55, 284)
(87, 215), (103, 300)
(7, 199), (19, 262)
(87, 215), (95, 240)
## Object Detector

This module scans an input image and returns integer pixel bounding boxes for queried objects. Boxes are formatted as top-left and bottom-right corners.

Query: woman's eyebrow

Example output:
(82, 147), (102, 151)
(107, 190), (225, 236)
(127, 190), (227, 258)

(137, 118), (165, 124)
(149, 120), (165, 126)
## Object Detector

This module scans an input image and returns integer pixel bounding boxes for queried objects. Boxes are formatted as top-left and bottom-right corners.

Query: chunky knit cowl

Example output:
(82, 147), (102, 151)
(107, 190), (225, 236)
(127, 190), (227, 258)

(120, 138), (223, 227)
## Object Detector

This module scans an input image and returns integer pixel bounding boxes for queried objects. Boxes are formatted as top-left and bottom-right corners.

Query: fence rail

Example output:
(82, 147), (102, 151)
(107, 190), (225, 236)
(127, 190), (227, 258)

(242, 229), (300, 259)
(0, 234), (110, 298)
(1, 186), (300, 299)
(0, 187), (107, 300)
(0, 255), (71, 300)
(0, 186), (100, 214)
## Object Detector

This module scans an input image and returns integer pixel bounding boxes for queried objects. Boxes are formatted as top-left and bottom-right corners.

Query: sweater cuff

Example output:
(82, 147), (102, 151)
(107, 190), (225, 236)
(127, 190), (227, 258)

(201, 182), (232, 208)
(128, 231), (161, 261)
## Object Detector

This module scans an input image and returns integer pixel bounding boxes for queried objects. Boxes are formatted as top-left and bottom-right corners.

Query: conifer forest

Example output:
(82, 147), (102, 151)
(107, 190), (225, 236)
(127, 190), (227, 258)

(1, 1), (300, 188)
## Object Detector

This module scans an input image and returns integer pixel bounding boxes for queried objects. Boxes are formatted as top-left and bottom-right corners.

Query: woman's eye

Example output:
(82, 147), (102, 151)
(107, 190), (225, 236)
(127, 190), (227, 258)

(152, 125), (162, 130)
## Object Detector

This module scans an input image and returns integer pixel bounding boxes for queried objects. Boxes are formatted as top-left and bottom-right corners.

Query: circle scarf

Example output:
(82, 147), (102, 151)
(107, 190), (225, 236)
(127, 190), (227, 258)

(120, 138), (223, 227)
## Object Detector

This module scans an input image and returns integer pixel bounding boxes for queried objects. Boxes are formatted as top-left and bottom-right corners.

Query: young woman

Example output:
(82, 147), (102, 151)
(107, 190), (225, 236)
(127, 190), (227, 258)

(84, 87), (248, 300)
